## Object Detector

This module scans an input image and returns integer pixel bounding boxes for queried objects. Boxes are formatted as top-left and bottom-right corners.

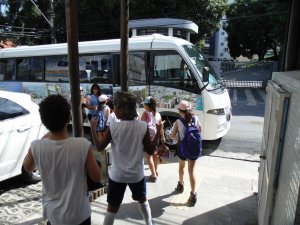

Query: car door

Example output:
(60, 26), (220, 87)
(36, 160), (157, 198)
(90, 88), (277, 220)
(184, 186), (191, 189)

(0, 97), (32, 181)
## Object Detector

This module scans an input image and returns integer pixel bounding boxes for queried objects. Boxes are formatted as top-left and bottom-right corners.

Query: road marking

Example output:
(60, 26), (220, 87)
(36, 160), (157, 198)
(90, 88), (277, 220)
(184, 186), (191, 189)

(258, 89), (266, 101)
(245, 89), (256, 106)
(232, 89), (237, 105)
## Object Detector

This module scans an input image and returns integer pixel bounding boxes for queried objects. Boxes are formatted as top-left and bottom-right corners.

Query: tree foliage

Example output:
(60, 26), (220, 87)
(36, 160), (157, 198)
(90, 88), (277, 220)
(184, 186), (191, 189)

(1, 0), (227, 46)
(225, 0), (289, 60)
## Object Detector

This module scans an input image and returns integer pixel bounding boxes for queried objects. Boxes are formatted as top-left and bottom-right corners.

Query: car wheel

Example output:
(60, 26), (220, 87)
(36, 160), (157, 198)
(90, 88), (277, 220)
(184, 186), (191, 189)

(21, 166), (41, 184)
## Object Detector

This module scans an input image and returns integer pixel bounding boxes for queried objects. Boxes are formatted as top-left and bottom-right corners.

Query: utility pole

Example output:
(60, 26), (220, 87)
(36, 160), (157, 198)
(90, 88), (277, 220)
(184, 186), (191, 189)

(120, 0), (129, 92)
(65, 0), (83, 137)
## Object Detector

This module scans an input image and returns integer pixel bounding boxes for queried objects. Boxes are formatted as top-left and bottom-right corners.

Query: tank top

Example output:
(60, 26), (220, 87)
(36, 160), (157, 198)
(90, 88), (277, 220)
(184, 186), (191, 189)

(109, 120), (147, 183)
(30, 137), (91, 225)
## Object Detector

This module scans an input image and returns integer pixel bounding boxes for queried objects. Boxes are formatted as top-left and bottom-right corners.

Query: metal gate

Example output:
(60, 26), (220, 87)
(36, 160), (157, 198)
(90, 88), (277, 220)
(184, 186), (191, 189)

(220, 61), (277, 88)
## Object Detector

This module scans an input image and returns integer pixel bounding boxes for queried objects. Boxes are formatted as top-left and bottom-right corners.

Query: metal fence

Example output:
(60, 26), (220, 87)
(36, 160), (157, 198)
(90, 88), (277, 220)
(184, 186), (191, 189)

(219, 61), (278, 89)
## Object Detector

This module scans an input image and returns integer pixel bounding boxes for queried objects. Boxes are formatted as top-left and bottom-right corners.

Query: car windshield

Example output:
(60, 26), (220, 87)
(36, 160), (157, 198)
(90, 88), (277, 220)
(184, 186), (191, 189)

(183, 45), (221, 90)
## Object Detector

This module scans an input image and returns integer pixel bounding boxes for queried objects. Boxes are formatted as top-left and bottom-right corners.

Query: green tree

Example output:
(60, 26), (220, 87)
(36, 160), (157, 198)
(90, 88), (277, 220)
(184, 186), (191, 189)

(130, 0), (228, 43)
(225, 0), (289, 60)
(1, 0), (227, 45)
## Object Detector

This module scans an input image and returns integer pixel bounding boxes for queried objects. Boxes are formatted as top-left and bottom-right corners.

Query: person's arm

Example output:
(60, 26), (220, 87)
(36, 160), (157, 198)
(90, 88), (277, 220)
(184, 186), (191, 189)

(140, 111), (147, 122)
(159, 118), (165, 145)
(23, 148), (35, 173)
(86, 146), (101, 182)
(90, 117), (111, 151)
(168, 120), (178, 139)
(143, 123), (162, 155)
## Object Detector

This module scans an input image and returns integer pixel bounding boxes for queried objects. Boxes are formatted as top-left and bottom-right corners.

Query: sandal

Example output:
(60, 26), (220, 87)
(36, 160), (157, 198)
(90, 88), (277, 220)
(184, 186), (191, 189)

(148, 175), (157, 182)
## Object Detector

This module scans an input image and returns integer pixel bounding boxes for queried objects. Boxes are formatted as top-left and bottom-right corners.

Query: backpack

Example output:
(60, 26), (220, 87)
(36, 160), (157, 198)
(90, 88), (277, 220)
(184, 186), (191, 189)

(95, 108), (107, 132)
(178, 117), (202, 160)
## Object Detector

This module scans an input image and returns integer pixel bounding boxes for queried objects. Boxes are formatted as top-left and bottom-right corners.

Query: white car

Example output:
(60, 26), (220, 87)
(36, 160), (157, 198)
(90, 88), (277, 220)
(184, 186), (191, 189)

(0, 91), (47, 183)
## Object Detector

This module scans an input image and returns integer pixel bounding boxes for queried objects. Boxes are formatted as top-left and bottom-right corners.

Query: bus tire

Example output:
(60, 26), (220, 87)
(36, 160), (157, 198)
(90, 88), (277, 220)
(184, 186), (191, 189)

(21, 166), (41, 184)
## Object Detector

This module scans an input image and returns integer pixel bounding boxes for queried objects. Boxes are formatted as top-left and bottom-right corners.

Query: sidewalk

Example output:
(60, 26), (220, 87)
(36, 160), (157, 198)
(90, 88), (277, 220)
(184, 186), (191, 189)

(90, 154), (259, 225)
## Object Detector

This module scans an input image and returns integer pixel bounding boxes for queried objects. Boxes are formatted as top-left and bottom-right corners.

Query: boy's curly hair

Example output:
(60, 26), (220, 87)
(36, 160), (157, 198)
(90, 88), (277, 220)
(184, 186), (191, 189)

(114, 91), (138, 120)
(39, 95), (71, 132)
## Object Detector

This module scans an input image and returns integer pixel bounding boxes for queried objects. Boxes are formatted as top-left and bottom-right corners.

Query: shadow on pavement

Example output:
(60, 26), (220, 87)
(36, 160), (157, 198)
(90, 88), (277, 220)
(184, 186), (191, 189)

(0, 176), (28, 195)
(115, 192), (174, 221)
(182, 194), (258, 225)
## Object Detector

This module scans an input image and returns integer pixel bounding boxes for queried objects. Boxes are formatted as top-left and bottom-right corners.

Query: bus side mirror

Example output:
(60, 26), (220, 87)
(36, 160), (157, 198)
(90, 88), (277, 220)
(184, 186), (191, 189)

(199, 67), (209, 93)
(203, 67), (209, 83)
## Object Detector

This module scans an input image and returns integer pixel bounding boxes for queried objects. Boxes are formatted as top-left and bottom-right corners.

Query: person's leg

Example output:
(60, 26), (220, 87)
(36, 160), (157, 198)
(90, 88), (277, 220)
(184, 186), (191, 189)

(175, 159), (185, 193)
(179, 159), (185, 184)
(146, 153), (157, 182)
(187, 159), (196, 193)
(104, 178), (127, 225)
(187, 159), (197, 206)
(153, 153), (159, 176)
(129, 178), (152, 225)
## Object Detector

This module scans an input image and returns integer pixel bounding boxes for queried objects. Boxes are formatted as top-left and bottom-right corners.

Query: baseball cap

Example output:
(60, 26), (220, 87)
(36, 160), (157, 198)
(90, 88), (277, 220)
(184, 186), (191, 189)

(142, 96), (152, 104)
(178, 100), (191, 111)
(98, 94), (108, 102)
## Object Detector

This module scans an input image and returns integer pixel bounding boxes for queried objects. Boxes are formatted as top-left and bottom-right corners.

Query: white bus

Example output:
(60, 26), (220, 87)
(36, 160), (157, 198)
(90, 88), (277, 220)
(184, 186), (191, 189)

(0, 34), (231, 146)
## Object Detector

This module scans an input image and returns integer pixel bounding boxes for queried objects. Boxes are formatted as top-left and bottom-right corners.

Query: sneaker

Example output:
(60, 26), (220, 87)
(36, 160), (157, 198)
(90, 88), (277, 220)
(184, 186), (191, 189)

(175, 182), (184, 193)
(187, 192), (197, 206)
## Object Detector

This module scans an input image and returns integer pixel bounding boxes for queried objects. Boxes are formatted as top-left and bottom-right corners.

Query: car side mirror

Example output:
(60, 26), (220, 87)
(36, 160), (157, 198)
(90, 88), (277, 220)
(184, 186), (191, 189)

(202, 67), (209, 83)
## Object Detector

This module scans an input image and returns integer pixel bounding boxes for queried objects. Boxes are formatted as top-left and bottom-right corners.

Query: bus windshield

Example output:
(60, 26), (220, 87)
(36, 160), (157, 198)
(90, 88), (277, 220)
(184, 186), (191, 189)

(183, 45), (220, 90)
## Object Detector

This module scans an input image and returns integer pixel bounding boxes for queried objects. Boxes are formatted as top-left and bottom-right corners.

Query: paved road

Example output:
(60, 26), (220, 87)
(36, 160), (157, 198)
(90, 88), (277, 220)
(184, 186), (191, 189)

(0, 88), (264, 225)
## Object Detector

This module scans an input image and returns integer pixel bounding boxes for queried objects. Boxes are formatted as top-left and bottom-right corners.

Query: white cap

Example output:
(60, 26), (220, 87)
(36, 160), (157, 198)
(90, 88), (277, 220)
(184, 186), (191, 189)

(98, 94), (108, 102)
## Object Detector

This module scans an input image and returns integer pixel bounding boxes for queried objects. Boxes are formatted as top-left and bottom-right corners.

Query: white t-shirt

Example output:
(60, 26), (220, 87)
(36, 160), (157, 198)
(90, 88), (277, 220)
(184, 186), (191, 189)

(106, 112), (120, 126)
(145, 111), (161, 140)
(30, 137), (91, 225)
(176, 115), (201, 141)
(109, 120), (147, 183)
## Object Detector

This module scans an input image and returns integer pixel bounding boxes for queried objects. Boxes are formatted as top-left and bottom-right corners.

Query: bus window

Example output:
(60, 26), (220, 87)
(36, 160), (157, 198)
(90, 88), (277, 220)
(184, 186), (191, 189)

(128, 52), (146, 85)
(153, 52), (198, 92)
(16, 58), (43, 81)
(79, 55), (111, 84)
(0, 59), (16, 81)
(45, 56), (69, 82)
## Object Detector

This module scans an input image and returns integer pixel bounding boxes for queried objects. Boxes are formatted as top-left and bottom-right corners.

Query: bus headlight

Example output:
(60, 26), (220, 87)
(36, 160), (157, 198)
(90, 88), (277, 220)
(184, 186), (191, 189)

(207, 108), (225, 115)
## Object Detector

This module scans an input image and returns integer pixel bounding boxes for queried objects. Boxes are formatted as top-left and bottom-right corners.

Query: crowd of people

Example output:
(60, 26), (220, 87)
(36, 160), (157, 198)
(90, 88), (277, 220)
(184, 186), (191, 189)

(23, 83), (202, 225)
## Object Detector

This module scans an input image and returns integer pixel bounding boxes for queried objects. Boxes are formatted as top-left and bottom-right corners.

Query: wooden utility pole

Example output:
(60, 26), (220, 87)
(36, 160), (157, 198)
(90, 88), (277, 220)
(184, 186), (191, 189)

(65, 0), (83, 137)
(120, 0), (129, 92)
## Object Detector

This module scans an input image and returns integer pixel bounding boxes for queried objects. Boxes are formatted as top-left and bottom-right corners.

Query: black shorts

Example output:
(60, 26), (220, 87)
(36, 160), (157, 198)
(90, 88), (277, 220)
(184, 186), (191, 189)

(107, 177), (146, 207)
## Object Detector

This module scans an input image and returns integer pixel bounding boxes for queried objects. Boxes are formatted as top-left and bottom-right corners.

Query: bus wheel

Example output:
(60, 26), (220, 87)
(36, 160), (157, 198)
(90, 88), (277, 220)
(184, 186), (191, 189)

(21, 166), (41, 184)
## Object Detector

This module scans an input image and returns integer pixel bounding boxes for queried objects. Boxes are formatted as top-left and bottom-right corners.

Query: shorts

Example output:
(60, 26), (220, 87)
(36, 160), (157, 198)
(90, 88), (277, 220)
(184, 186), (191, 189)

(107, 177), (146, 207)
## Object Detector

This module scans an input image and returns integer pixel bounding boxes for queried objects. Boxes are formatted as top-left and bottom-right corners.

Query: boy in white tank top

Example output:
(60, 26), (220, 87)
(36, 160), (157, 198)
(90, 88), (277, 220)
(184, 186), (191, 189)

(23, 94), (101, 225)
(90, 91), (163, 225)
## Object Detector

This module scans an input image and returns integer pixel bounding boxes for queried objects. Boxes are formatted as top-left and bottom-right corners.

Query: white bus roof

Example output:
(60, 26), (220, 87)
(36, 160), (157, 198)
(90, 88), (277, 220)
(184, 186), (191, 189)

(0, 34), (191, 58)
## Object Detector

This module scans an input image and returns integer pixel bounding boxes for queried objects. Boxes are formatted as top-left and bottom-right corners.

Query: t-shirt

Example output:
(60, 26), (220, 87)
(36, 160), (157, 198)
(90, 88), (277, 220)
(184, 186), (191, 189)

(30, 137), (91, 225)
(88, 94), (98, 115)
(106, 112), (120, 126)
(176, 115), (201, 141)
(145, 111), (161, 140)
(109, 120), (147, 183)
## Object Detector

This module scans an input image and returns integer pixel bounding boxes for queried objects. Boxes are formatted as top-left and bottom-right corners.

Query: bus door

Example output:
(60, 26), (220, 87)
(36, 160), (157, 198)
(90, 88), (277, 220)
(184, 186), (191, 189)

(111, 51), (150, 110)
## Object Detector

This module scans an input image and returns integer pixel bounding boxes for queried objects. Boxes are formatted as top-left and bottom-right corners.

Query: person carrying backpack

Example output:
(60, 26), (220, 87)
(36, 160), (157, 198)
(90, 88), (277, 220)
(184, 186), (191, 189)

(168, 100), (202, 207)
(94, 94), (110, 139)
